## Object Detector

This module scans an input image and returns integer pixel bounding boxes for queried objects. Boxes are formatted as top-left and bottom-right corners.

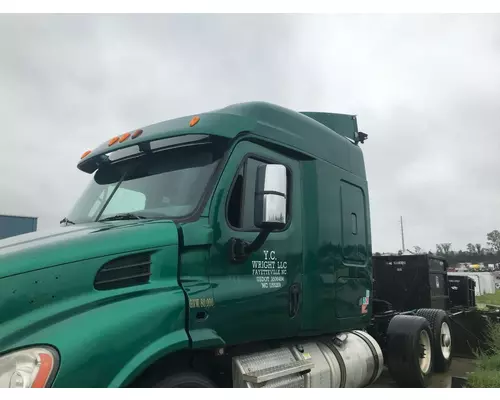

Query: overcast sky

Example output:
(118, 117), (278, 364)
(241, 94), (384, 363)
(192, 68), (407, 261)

(1, 14), (499, 253)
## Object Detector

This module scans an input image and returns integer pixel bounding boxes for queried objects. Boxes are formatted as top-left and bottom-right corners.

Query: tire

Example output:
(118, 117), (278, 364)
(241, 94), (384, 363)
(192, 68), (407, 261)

(386, 314), (434, 388)
(415, 308), (453, 373)
(153, 371), (217, 388)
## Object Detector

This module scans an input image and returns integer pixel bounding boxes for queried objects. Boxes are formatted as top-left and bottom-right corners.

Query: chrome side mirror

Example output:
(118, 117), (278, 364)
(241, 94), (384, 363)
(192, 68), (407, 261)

(254, 164), (287, 230)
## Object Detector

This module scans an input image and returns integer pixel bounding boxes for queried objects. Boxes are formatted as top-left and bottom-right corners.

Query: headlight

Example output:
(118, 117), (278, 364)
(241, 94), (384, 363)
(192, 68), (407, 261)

(0, 346), (59, 388)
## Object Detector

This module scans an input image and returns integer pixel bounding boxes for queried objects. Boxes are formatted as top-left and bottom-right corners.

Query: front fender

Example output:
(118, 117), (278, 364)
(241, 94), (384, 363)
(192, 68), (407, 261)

(107, 329), (226, 387)
(108, 328), (189, 388)
(55, 288), (186, 388)
(1, 284), (187, 388)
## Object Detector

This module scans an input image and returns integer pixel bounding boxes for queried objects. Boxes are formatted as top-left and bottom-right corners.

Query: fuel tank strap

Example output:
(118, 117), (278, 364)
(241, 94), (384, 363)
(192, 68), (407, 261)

(350, 331), (380, 386)
(319, 339), (346, 388)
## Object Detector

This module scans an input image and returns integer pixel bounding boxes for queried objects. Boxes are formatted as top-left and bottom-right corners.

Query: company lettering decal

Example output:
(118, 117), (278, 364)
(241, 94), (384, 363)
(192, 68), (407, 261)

(359, 290), (370, 314)
(252, 249), (288, 289)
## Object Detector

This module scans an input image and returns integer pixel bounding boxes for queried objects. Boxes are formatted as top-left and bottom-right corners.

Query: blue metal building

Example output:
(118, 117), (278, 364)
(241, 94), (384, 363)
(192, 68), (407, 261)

(0, 214), (38, 240)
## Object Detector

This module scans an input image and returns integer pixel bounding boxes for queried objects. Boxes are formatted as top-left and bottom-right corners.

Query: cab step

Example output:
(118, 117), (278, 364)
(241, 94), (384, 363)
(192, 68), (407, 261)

(241, 359), (314, 383)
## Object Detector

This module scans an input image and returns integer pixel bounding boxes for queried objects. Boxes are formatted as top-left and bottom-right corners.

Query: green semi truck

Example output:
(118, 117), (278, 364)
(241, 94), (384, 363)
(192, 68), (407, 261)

(0, 102), (452, 388)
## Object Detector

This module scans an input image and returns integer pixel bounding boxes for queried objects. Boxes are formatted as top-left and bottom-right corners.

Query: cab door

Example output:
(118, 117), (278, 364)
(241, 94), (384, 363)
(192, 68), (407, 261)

(207, 140), (303, 345)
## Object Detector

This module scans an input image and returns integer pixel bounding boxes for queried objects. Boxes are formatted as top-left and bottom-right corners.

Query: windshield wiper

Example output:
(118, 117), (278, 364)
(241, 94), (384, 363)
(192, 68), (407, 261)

(98, 213), (149, 222)
(60, 217), (75, 225)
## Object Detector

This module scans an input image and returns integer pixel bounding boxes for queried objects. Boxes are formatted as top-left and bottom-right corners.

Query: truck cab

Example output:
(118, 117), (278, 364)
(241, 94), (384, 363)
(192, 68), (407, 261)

(0, 102), (440, 388)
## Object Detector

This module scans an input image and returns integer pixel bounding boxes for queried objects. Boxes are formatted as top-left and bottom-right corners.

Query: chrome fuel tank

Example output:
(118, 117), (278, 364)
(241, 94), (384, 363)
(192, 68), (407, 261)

(232, 330), (384, 388)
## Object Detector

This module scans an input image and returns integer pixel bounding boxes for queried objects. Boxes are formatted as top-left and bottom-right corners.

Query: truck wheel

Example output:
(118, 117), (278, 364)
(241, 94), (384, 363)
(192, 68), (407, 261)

(386, 315), (434, 388)
(415, 308), (453, 373)
(153, 371), (217, 388)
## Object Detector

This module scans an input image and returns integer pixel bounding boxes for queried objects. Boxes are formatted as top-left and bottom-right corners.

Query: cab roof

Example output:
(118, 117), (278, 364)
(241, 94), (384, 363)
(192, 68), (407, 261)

(77, 101), (367, 178)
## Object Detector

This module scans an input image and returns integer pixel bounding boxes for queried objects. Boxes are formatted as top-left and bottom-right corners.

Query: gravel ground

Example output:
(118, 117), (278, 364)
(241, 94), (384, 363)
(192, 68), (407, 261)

(369, 357), (476, 388)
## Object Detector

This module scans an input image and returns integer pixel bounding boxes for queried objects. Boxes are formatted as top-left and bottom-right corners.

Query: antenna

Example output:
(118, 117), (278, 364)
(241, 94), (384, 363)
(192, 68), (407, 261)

(400, 216), (405, 253)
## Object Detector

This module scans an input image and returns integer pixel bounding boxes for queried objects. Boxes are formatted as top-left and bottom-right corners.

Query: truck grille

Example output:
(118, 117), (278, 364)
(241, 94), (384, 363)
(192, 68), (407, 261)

(94, 252), (152, 290)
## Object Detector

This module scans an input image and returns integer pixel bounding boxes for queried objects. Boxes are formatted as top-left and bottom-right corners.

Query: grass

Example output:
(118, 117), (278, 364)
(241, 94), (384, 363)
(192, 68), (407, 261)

(476, 291), (500, 306)
(467, 370), (500, 388)
(467, 321), (500, 387)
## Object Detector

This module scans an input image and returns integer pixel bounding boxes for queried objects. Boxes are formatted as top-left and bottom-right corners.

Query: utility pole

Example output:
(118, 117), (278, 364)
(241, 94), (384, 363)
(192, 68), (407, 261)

(400, 216), (405, 253)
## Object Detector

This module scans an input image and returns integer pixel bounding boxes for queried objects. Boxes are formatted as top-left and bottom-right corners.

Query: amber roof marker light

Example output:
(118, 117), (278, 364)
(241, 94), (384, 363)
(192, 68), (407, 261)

(119, 133), (131, 143)
(80, 150), (91, 159)
(131, 129), (143, 139)
(108, 136), (120, 146)
(189, 116), (200, 127)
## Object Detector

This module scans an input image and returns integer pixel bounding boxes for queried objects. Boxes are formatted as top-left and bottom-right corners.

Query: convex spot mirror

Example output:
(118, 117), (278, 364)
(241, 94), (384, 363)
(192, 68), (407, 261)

(254, 164), (287, 230)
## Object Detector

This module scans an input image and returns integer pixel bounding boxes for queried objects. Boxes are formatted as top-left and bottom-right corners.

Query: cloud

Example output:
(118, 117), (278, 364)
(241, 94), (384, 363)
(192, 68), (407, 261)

(1, 14), (499, 253)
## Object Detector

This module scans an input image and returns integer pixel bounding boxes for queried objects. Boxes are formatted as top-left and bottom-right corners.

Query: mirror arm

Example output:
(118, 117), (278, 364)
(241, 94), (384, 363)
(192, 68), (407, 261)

(229, 230), (271, 263)
(245, 230), (271, 254)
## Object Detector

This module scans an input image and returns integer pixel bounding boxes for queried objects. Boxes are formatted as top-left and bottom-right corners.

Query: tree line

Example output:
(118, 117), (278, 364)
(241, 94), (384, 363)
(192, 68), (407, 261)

(413, 230), (500, 265)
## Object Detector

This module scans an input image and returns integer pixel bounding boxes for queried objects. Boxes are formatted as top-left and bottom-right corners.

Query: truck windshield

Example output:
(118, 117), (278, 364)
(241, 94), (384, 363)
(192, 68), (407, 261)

(67, 141), (224, 224)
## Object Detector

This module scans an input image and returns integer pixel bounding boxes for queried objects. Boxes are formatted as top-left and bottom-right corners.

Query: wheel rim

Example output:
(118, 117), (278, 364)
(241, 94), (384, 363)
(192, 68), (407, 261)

(419, 330), (432, 374)
(440, 322), (452, 360)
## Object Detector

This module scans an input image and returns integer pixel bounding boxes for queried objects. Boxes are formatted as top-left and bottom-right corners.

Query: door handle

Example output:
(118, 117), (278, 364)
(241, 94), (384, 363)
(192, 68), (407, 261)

(289, 283), (301, 317)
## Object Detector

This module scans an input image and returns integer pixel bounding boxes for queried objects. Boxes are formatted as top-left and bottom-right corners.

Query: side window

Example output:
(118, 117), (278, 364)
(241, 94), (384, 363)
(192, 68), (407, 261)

(227, 157), (290, 230)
